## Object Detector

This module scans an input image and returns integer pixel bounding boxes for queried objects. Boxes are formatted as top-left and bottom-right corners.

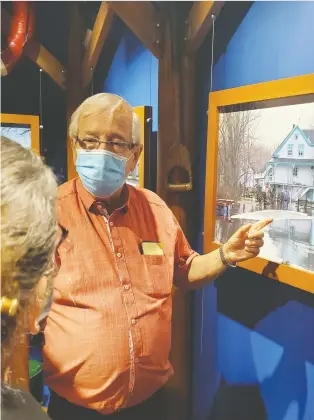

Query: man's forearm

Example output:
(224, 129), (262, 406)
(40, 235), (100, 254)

(187, 248), (228, 289)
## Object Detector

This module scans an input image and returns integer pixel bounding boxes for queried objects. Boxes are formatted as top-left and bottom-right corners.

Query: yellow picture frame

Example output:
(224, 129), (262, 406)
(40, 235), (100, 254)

(128, 105), (153, 189)
(1, 113), (40, 155)
(204, 74), (314, 293)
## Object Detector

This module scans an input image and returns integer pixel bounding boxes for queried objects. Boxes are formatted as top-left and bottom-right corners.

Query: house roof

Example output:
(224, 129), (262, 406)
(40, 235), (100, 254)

(303, 129), (314, 145)
(272, 125), (314, 157)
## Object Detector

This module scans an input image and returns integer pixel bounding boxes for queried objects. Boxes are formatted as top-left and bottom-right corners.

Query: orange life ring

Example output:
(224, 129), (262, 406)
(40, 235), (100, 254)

(1, 2), (35, 76)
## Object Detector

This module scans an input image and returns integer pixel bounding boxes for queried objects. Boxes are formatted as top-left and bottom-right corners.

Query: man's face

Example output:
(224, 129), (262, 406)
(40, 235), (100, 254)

(74, 106), (142, 177)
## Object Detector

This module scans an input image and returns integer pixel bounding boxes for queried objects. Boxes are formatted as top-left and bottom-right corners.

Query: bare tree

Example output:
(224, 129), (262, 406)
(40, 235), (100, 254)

(1, 127), (31, 137)
(217, 109), (269, 200)
(0, 127), (31, 148)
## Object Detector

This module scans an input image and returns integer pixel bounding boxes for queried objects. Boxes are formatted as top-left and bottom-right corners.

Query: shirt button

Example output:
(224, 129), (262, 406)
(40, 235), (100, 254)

(109, 222), (113, 227)
(124, 285), (130, 291)
(116, 253), (122, 258)
(131, 319), (136, 325)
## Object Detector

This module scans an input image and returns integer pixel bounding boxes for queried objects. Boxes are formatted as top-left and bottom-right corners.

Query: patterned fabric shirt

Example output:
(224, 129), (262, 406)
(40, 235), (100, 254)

(43, 178), (197, 414)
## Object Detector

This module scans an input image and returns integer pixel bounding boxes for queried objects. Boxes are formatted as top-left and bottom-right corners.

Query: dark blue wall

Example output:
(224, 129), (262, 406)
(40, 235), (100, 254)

(102, 3), (314, 420)
(212, 1), (314, 91)
(104, 25), (158, 132)
(193, 2), (314, 420)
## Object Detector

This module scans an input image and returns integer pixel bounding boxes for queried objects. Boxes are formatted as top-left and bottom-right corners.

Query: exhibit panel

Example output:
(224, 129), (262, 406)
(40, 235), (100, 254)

(204, 74), (314, 293)
(126, 105), (153, 189)
(0, 113), (40, 154)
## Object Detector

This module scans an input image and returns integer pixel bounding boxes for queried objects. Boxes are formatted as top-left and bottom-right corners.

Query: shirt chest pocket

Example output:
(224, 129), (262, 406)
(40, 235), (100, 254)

(142, 254), (172, 297)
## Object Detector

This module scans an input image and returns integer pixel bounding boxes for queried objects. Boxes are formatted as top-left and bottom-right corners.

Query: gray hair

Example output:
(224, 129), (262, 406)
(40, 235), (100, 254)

(1, 137), (58, 300)
(69, 93), (141, 145)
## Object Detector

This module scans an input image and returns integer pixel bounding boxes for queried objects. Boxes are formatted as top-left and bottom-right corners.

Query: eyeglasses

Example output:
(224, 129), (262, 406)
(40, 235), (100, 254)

(75, 137), (136, 153)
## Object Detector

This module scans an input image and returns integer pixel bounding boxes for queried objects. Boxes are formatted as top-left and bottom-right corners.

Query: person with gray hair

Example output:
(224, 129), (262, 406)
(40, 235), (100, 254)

(0, 136), (62, 419)
(43, 93), (270, 420)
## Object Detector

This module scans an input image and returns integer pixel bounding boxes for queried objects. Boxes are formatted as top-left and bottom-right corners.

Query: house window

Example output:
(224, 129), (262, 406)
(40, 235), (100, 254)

(268, 167), (273, 181)
(298, 144), (304, 156)
(293, 166), (298, 177)
(287, 144), (293, 156)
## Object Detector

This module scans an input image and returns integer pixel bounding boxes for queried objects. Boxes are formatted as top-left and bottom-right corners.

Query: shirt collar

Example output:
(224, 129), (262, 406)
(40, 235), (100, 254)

(76, 178), (130, 214)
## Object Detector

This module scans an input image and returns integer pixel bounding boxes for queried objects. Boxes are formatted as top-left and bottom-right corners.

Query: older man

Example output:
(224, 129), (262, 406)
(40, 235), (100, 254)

(44, 93), (271, 420)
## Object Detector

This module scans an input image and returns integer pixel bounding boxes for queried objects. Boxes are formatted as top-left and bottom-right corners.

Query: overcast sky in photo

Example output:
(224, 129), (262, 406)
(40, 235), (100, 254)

(0, 126), (31, 149)
(249, 102), (314, 150)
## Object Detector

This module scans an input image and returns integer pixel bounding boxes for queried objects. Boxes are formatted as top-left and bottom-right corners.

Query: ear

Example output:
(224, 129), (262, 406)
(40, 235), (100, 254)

(130, 144), (143, 173)
(28, 276), (47, 335)
(71, 137), (77, 165)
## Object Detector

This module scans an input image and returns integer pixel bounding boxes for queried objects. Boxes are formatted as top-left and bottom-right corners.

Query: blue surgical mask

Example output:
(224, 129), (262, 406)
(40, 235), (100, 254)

(76, 149), (129, 198)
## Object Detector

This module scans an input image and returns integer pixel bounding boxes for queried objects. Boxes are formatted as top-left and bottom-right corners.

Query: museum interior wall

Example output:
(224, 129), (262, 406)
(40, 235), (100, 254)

(1, 2), (313, 419)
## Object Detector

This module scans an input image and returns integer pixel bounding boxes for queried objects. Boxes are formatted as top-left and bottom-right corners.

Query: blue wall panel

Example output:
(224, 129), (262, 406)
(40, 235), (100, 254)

(212, 1), (314, 91)
(193, 2), (314, 420)
(104, 25), (158, 131)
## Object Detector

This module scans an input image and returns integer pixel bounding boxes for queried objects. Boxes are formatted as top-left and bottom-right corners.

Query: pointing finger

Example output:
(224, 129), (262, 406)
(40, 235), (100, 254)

(250, 218), (273, 232)
(233, 223), (252, 238)
(248, 230), (264, 240)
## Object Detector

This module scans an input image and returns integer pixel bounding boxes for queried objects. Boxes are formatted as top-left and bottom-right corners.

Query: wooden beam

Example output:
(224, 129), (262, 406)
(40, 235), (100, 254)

(24, 41), (66, 89)
(157, 6), (197, 420)
(1, 8), (66, 88)
(107, 1), (161, 58)
(82, 2), (114, 88)
(67, 3), (84, 181)
(185, 1), (225, 54)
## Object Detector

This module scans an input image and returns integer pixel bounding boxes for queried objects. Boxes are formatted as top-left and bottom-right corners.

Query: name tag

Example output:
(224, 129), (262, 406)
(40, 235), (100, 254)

(141, 241), (164, 256)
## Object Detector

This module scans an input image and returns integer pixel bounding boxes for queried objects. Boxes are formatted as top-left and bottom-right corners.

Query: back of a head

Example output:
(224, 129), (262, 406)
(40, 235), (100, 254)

(1, 137), (57, 344)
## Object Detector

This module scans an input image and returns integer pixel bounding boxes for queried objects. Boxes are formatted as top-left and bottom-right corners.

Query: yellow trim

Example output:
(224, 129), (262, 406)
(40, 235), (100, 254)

(67, 137), (77, 181)
(1, 113), (40, 155)
(134, 106), (145, 188)
(204, 74), (314, 294)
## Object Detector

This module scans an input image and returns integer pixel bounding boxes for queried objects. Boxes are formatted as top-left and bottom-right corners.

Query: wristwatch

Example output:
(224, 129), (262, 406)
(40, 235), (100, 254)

(219, 246), (237, 268)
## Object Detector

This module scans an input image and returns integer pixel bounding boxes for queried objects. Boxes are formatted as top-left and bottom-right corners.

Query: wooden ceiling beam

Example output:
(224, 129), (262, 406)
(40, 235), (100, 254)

(82, 2), (114, 88)
(185, 1), (225, 54)
(24, 41), (66, 89)
(1, 8), (66, 88)
(107, 1), (161, 58)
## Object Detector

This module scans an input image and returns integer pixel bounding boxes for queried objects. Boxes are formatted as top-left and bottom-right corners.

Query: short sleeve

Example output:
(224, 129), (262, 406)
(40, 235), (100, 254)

(173, 216), (199, 288)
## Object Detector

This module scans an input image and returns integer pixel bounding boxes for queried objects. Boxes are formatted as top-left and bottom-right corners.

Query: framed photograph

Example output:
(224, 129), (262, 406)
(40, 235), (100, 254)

(204, 74), (314, 293)
(126, 105), (152, 189)
(0, 113), (40, 154)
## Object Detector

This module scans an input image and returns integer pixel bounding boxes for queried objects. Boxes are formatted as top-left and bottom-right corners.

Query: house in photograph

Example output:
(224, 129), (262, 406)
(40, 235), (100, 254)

(265, 125), (314, 202)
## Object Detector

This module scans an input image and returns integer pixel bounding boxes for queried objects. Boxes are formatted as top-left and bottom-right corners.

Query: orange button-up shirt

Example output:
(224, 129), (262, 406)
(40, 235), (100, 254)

(43, 178), (197, 414)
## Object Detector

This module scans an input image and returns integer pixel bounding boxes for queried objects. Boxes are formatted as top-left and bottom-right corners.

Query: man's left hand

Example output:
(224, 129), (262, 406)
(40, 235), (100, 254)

(223, 218), (273, 265)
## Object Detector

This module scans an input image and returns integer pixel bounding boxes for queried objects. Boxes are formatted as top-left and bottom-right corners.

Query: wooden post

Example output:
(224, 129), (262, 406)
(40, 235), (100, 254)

(158, 5), (197, 419)
(66, 3), (84, 181)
